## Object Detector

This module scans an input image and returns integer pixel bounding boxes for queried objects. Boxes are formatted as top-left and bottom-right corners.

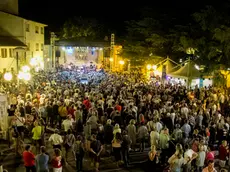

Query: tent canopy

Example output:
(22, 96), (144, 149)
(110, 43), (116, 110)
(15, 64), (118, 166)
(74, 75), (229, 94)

(169, 60), (201, 79)
(157, 58), (179, 74)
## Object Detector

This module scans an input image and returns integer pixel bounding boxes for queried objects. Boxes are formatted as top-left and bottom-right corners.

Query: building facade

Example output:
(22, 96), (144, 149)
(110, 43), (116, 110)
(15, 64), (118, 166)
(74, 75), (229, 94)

(0, 11), (47, 72)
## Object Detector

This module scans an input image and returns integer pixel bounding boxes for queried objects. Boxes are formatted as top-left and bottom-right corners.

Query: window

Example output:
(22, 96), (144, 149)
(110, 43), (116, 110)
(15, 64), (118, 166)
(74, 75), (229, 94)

(41, 43), (44, 51)
(9, 48), (14, 57)
(27, 43), (30, 51)
(35, 26), (39, 33)
(36, 43), (39, 51)
(41, 27), (44, 34)
(26, 24), (30, 32)
(1, 48), (7, 58)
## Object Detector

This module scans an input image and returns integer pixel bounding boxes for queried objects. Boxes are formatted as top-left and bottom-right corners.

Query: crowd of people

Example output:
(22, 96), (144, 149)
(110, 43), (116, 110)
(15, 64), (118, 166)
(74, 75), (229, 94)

(3, 69), (230, 172)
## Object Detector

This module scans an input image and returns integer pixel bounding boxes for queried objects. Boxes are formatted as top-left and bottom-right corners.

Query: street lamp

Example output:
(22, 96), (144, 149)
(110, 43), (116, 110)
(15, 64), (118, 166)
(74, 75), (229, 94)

(23, 73), (31, 81)
(30, 57), (37, 66)
(18, 71), (31, 81)
(147, 64), (151, 70)
(109, 58), (113, 62)
(119, 60), (125, 65)
(18, 71), (24, 80)
(4, 72), (12, 81)
(22, 65), (30, 73)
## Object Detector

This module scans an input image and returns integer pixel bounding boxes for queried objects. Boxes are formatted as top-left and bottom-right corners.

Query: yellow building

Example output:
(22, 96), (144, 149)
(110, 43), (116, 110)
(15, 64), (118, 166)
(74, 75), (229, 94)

(0, 7), (47, 72)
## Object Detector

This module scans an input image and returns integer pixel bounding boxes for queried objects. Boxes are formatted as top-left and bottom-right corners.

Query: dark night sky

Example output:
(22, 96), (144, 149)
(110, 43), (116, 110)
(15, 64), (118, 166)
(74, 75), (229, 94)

(18, 0), (218, 35)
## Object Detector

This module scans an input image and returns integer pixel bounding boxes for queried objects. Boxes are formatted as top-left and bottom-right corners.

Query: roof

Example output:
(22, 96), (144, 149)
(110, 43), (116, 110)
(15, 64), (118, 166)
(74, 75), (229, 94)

(157, 58), (180, 73)
(0, 11), (47, 26)
(0, 37), (26, 47)
(55, 39), (110, 47)
(169, 60), (201, 79)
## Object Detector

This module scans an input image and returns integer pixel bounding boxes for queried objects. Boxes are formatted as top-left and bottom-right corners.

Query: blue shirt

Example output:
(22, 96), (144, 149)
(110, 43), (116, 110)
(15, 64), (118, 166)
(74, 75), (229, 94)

(36, 153), (49, 171)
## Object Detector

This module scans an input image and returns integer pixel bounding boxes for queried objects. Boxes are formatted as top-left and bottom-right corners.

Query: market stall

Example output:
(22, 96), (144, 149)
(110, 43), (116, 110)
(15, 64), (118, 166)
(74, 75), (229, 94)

(168, 60), (212, 88)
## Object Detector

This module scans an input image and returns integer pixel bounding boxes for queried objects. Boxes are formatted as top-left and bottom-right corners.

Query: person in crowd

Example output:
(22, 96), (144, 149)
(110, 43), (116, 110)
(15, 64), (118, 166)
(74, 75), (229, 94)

(14, 110), (25, 141)
(172, 124), (182, 144)
(219, 140), (229, 168)
(202, 160), (217, 172)
(137, 122), (148, 152)
(52, 148), (63, 172)
(146, 145), (159, 171)
(48, 129), (63, 150)
(159, 127), (169, 164)
(23, 145), (36, 172)
(62, 115), (73, 132)
(121, 130), (131, 167)
(35, 146), (49, 172)
(113, 123), (121, 137)
(183, 144), (198, 172)
(112, 132), (123, 166)
(32, 121), (42, 154)
(127, 119), (136, 151)
(90, 134), (103, 172)
(63, 129), (75, 162)
(104, 119), (114, 145)
(196, 145), (206, 172)
(74, 135), (85, 172)
(58, 102), (68, 128)
(150, 126), (159, 148)
(168, 143), (184, 172)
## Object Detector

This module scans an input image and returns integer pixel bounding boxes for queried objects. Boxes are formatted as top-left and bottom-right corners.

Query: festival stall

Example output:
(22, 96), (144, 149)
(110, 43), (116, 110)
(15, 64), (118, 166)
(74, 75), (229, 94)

(168, 60), (212, 88)
(156, 58), (180, 75)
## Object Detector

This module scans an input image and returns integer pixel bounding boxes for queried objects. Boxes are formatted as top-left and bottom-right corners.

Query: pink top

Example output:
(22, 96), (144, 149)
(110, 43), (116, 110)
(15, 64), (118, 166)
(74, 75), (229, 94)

(206, 151), (215, 161)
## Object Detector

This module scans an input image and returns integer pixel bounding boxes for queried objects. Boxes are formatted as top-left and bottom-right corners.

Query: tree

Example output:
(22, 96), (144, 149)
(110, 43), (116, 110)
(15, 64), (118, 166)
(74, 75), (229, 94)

(60, 17), (104, 40)
(189, 5), (230, 86)
(120, 17), (179, 66)
(192, 6), (230, 70)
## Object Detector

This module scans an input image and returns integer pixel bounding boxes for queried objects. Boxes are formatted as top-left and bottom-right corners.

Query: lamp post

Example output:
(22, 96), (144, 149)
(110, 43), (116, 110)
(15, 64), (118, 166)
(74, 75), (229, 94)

(4, 72), (12, 81)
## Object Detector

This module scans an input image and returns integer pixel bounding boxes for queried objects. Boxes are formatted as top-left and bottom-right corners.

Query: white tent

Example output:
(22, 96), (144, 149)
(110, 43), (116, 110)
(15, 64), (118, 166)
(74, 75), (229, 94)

(169, 60), (201, 79)
(156, 57), (180, 74)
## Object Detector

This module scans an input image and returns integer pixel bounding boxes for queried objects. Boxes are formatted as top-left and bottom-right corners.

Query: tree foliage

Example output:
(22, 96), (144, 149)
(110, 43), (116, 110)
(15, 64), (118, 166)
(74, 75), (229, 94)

(60, 17), (103, 40)
(120, 17), (180, 64)
(191, 6), (230, 73)
(122, 4), (230, 76)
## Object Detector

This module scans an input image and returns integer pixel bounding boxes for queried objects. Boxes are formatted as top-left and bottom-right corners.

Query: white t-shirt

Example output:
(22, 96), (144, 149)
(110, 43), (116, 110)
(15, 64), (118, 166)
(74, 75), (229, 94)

(184, 149), (195, 164)
(49, 134), (63, 145)
(62, 119), (72, 132)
